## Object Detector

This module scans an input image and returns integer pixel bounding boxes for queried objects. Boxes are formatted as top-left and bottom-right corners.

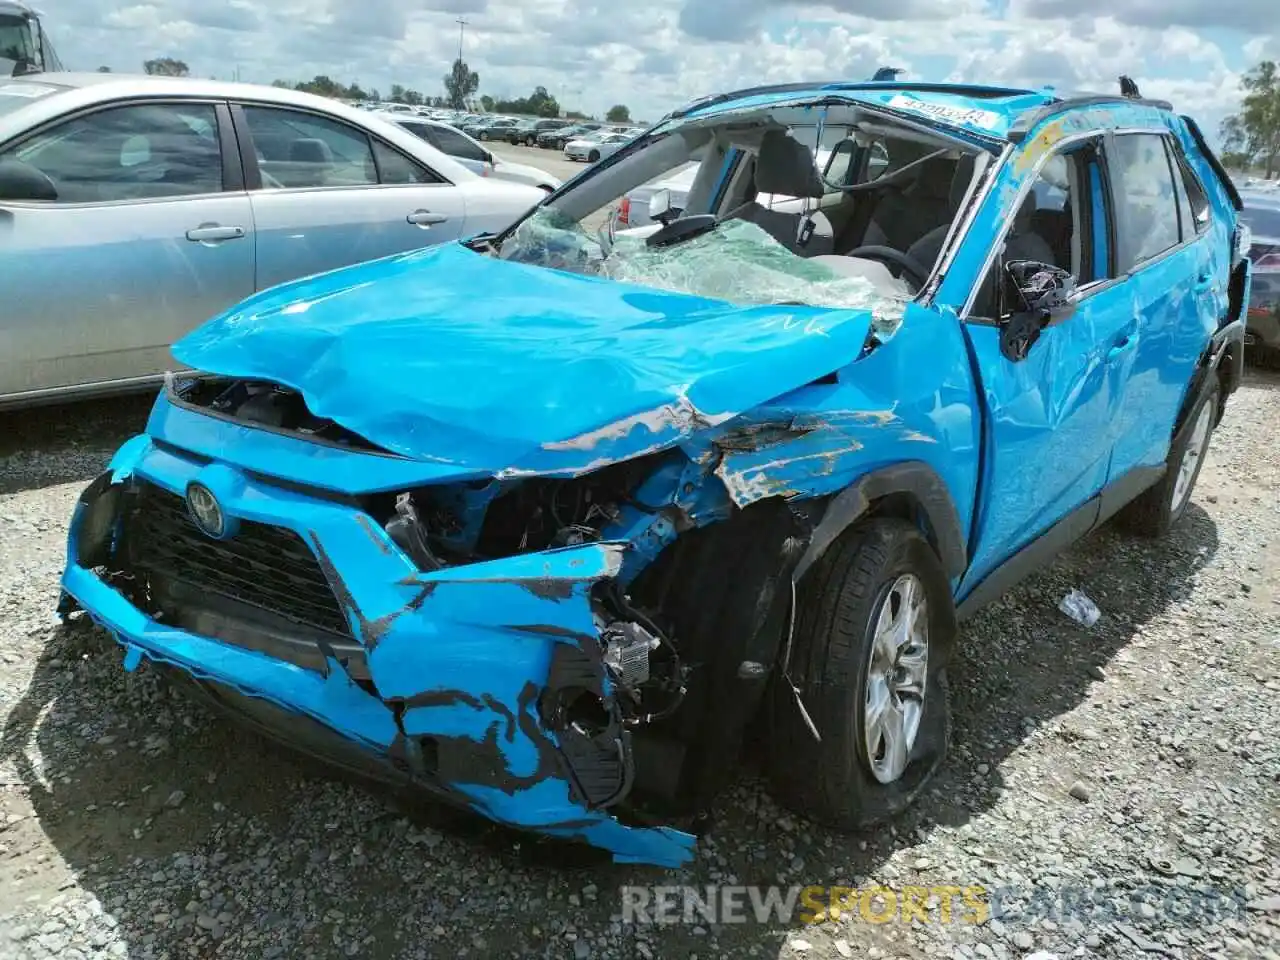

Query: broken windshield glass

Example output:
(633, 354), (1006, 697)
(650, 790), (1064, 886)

(500, 208), (910, 314)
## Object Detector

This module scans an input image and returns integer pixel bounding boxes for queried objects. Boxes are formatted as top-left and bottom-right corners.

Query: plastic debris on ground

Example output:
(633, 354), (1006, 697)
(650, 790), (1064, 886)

(1058, 589), (1101, 627)
(502, 209), (910, 315)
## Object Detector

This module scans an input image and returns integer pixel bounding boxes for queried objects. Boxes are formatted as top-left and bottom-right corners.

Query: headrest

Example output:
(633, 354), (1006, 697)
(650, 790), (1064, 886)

(290, 138), (333, 164)
(755, 129), (825, 200)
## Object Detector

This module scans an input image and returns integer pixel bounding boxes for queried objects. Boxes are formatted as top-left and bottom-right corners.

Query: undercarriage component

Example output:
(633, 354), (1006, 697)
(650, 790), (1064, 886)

(602, 620), (659, 690)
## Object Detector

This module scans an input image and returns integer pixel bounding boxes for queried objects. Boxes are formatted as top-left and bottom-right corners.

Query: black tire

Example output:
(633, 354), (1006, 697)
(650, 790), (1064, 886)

(478, 132), (487, 141)
(1115, 377), (1220, 538)
(1248, 343), (1280, 370)
(525, 135), (535, 146)
(588, 150), (600, 163)
(766, 518), (954, 830)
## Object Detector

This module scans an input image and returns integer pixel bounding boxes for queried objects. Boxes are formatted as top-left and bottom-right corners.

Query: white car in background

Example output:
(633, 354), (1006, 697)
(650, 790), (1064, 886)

(0, 73), (548, 406)
(564, 129), (634, 163)
(376, 113), (561, 192)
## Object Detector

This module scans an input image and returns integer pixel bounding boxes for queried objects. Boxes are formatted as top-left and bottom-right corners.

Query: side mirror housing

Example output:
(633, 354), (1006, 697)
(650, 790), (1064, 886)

(0, 159), (56, 201)
(999, 260), (1077, 361)
(648, 187), (675, 224)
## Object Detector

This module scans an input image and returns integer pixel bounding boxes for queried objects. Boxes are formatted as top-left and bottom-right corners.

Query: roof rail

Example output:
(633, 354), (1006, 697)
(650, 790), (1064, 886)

(1008, 93), (1174, 143)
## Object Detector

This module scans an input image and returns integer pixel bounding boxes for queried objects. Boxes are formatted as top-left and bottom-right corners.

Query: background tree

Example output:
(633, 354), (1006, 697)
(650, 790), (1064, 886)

(494, 86), (560, 118)
(1222, 61), (1280, 178)
(444, 58), (480, 110)
(605, 104), (630, 123)
(96, 65), (111, 72)
(480, 94), (495, 112)
(143, 57), (189, 76)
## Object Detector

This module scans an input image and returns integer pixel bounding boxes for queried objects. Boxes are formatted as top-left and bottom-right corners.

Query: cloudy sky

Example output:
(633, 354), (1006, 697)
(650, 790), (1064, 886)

(58, 0), (1276, 134)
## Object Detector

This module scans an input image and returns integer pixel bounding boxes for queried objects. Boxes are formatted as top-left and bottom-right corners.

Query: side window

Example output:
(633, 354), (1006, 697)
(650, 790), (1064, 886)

(371, 139), (437, 185)
(1109, 133), (1181, 272)
(242, 105), (376, 189)
(974, 147), (1091, 320)
(429, 126), (489, 163)
(1168, 143), (1210, 237)
(4, 102), (222, 203)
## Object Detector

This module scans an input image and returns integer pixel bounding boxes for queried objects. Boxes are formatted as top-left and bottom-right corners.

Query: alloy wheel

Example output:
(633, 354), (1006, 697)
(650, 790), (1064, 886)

(863, 574), (929, 784)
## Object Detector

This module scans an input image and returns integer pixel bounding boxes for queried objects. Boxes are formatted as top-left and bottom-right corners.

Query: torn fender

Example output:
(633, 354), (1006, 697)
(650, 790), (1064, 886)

(171, 242), (874, 476)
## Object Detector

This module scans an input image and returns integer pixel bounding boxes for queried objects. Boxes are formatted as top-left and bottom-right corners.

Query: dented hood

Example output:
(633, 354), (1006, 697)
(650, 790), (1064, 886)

(172, 242), (875, 475)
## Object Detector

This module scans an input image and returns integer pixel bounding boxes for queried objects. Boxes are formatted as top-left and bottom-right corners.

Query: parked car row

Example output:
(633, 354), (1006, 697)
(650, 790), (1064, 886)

(371, 112), (561, 192)
(0, 73), (548, 406)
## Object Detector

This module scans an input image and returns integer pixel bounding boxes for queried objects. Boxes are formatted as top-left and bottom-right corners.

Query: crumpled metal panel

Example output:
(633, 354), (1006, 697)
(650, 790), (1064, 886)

(62, 438), (699, 867)
(171, 242), (875, 477)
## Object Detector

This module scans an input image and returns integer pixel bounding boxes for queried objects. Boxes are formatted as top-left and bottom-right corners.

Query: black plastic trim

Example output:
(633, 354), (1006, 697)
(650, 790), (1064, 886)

(793, 461), (968, 582)
(1182, 115), (1243, 212)
(213, 102), (244, 192)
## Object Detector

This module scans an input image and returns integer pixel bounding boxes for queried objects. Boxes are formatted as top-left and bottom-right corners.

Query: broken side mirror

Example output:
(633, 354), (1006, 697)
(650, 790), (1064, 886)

(999, 260), (1077, 362)
(0, 159), (56, 202)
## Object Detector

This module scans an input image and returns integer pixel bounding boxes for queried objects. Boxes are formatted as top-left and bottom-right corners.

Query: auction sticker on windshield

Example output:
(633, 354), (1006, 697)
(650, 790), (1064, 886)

(886, 94), (1001, 131)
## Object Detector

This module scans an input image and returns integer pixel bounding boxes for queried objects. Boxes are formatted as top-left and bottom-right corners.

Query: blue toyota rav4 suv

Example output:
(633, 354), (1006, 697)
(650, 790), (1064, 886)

(60, 78), (1250, 867)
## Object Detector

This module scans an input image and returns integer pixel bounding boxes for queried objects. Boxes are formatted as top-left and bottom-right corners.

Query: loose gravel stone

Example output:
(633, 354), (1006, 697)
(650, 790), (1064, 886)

(2, 378), (1278, 959)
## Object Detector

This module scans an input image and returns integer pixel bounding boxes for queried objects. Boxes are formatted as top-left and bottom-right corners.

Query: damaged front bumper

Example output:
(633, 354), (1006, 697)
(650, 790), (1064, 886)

(59, 436), (697, 867)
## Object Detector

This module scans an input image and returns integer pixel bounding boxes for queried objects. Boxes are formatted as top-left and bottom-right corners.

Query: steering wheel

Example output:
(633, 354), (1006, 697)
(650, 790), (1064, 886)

(842, 245), (931, 290)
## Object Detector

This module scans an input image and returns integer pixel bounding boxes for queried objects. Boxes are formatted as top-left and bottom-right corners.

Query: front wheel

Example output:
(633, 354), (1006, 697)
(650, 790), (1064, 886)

(588, 150), (600, 163)
(1115, 377), (1219, 538)
(766, 518), (954, 829)
(525, 135), (536, 146)
(478, 132), (488, 141)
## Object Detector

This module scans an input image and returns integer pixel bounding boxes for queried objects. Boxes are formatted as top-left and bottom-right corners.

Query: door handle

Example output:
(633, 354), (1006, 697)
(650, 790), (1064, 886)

(186, 224), (245, 242)
(407, 209), (449, 226)
(1194, 272), (1213, 292)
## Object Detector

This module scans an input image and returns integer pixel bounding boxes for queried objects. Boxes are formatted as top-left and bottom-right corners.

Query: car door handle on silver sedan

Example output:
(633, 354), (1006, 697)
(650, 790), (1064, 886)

(186, 224), (246, 243)
(407, 209), (449, 227)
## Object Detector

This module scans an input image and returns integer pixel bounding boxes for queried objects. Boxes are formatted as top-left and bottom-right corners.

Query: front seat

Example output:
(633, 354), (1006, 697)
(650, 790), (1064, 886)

(906, 158), (1057, 277)
(730, 129), (828, 253)
(288, 138), (334, 186)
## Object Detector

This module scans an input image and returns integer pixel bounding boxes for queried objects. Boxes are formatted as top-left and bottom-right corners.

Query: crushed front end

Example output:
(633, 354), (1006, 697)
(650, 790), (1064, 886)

(58, 381), (747, 868)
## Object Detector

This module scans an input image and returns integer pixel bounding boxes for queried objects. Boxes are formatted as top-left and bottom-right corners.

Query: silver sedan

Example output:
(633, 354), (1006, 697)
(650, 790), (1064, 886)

(0, 73), (546, 407)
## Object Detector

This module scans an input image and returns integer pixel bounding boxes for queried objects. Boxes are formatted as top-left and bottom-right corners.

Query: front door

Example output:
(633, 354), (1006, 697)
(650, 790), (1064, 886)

(233, 104), (467, 291)
(954, 138), (1135, 591)
(0, 100), (254, 399)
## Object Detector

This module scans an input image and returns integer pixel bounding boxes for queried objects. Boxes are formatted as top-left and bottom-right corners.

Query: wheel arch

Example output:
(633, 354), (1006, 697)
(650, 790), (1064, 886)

(792, 460), (968, 585)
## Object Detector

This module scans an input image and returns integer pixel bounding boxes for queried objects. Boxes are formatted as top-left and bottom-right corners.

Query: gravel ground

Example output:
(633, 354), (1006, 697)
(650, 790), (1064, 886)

(1, 375), (1278, 960)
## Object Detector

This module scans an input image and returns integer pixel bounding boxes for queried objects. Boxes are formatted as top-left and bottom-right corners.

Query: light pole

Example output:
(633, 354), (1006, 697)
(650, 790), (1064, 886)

(456, 18), (467, 64)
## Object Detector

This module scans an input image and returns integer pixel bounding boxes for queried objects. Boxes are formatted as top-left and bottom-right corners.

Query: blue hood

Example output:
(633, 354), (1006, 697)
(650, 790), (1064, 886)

(172, 242), (875, 476)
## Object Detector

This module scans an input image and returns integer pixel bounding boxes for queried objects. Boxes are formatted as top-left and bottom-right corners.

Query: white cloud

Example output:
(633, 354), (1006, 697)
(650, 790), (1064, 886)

(47, 0), (1255, 131)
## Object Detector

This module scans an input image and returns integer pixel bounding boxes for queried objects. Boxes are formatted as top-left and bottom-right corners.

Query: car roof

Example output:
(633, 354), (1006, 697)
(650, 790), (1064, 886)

(665, 80), (1176, 145)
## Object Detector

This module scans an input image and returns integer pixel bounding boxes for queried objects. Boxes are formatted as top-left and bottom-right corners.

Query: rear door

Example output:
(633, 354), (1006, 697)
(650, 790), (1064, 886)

(421, 123), (494, 177)
(233, 103), (467, 291)
(0, 99), (253, 399)
(1103, 131), (1225, 483)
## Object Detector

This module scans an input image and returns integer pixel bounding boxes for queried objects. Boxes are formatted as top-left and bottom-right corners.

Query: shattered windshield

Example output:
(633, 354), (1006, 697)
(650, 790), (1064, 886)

(502, 208), (908, 309)
(496, 98), (983, 315)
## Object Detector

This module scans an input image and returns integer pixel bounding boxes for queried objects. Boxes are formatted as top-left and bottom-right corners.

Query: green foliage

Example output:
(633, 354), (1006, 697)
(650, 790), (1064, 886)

(1222, 61), (1280, 178)
(142, 57), (188, 77)
(605, 104), (630, 123)
(493, 86), (560, 118)
(444, 59), (480, 110)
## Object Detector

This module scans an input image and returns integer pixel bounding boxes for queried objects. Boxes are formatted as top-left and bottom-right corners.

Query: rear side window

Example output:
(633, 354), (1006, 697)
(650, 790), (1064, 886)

(243, 105), (377, 188)
(371, 140), (437, 185)
(1168, 143), (1210, 236)
(1109, 133), (1181, 272)
(429, 125), (488, 163)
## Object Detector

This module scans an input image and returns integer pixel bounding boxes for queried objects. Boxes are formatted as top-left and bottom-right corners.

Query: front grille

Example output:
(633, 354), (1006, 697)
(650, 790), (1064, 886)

(125, 483), (353, 639)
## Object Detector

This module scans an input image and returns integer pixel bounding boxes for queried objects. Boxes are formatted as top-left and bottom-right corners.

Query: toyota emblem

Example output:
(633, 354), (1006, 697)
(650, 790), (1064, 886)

(185, 482), (225, 538)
